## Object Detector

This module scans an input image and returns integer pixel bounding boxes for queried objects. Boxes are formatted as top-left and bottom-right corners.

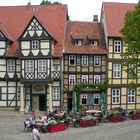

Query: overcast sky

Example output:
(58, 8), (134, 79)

(0, 0), (139, 21)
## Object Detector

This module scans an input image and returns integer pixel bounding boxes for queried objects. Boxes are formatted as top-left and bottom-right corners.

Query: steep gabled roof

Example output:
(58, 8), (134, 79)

(0, 23), (14, 42)
(102, 2), (136, 37)
(64, 21), (107, 54)
(0, 4), (67, 57)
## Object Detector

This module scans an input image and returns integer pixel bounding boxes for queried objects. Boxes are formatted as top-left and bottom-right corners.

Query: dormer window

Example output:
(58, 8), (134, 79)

(32, 40), (39, 49)
(90, 40), (98, 46)
(74, 39), (83, 46)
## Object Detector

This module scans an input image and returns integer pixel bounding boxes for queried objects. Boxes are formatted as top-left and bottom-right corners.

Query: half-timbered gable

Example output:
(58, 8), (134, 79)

(101, 2), (140, 110)
(63, 21), (107, 110)
(18, 16), (56, 58)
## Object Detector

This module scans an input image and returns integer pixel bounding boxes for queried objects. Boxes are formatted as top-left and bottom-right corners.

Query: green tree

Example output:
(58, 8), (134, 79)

(41, 0), (61, 5)
(121, 3), (140, 85)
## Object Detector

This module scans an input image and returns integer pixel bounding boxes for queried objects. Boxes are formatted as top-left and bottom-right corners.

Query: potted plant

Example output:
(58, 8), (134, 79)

(109, 112), (124, 123)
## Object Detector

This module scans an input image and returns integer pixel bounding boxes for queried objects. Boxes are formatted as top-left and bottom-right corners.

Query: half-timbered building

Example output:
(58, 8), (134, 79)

(101, 2), (140, 110)
(63, 19), (107, 111)
(0, 4), (68, 112)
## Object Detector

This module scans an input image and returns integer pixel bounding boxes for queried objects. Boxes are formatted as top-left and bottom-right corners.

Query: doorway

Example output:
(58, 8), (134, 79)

(39, 94), (46, 111)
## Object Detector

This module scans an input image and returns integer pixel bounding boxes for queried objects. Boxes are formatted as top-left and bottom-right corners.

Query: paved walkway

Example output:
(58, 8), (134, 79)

(0, 111), (140, 140)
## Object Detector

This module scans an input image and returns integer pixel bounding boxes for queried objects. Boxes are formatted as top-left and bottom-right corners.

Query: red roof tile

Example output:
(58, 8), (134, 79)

(103, 2), (136, 37)
(0, 4), (67, 57)
(64, 21), (107, 54)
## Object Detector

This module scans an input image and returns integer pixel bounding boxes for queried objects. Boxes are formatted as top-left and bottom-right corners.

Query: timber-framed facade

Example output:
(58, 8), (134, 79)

(0, 2), (140, 113)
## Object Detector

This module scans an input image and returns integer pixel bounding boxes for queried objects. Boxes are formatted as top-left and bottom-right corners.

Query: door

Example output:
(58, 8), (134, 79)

(39, 95), (46, 111)
(32, 96), (39, 112)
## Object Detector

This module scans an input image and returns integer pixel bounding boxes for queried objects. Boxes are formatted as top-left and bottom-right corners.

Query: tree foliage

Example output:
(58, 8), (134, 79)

(121, 3), (140, 82)
(41, 0), (61, 5)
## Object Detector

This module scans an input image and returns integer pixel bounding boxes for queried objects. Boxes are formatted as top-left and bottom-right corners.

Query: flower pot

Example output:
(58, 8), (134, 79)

(109, 116), (124, 123)
(47, 123), (66, 133)
(80, 119), (97, 127)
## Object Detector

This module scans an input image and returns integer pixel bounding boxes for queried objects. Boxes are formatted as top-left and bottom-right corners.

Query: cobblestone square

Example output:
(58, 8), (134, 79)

(0, 111), (140, 140)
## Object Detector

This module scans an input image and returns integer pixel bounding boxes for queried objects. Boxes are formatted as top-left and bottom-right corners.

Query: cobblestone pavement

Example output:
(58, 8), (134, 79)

(0, 111), (140, 140)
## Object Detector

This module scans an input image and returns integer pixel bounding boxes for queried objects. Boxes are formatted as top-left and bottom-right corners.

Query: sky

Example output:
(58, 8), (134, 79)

(0, 0), (139, 21)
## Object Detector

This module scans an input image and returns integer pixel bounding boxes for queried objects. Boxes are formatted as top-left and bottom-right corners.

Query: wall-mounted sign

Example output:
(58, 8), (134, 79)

(34, 85), (43, 91)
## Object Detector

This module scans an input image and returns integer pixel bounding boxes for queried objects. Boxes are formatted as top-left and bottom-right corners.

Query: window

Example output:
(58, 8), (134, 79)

(38, 60), (46, 72)
(113, 64), (121, 78)
(7, 59), (15, 72)
(114, 40), (122, 53)
(80, 94), (87, 105)
(94, 75), (100, 84)
(82, 56), (88, 65)
(94, 56), (101, 66)
(128, 64), (136, 78)
(89, 56), (93, 65)
(128, 89), (135, 103)
(74, 39), (83, 46)
(82, 75), (88, 83)
(53, 87), (60, 100)
(90, 40), (98, 46)
(69, 75), (76, 84)
(26, 60), (34, 73)
(76, 56), (81, 65)
(32, 40), (39, 49)
(69, 55), (76, 65)
(94, 94), (100, 104)
(112, 89), (120, 104)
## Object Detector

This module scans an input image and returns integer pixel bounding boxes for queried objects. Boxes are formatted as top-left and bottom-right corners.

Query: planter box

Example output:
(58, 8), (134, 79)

(47, 123), (66, 133)
(131, 114), (140, 120)
(109, 116), (124, 123)
(80, 119), (97, 127)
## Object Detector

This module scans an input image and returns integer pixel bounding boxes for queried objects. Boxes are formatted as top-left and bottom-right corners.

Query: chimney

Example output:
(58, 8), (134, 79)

(93, 15), (98, 22)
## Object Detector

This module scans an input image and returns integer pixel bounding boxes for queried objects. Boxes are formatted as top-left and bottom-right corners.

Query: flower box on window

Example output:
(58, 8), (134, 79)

(47, 123), (66, 133)
(131, 114), (140, 120)
(80, 119), (97, 127)
(109, 116), (124, 123)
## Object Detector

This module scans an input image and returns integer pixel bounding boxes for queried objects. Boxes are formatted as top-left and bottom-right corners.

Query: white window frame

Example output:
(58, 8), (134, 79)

(69, 55), (76, 65)
(74, 39), (83, 46)
(114, 40), (122, 53)
(94, 56), (101, 66)
(7, 59), (15, 72)
(113, 64), (121, 78)
(26, 60), (34, 73)
(38, 60), (46, 72)
(53, 86), (60, 100)
(32, 40), (39, 49)
(112, 89), (120, 104)
(69, 75), (76, 84)
(82, 56), (88, 65)
(82, 75), (88, 83)
(90, 40), (98, 46)
(80, 94), (88, 105)
(94, 75), (100, 84)
(128, 89), (135, 103)
(94, 94), (100, 105)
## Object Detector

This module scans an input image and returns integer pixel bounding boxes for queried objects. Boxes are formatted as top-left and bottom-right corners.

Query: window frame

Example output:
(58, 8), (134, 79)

(128, 89), (135, 103)
(26, 60), (34, 73)
(69, 55), (76, 65)
(112, 89), (120, 104)
(81, 75), (88, 83)
(94, 75), (100, 84)
(82, 56), (88, 65)
(74, 39), (83, 46)
(32, 40), (39, 49)
(80, 94), (88, 105)
(38, 60), (46, 73)
(113, 64), (121, 78)
(69, 74), (76, 85)
(53, 86), (60, 100)
(114, 40), (122, 53)
(7, 59), (15, 72)
(94, 56), (101, 66)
